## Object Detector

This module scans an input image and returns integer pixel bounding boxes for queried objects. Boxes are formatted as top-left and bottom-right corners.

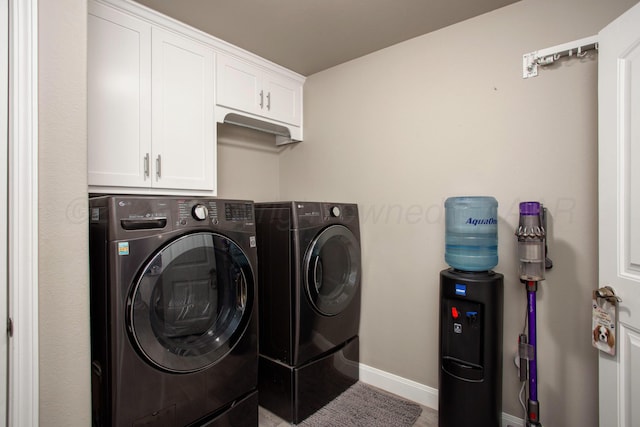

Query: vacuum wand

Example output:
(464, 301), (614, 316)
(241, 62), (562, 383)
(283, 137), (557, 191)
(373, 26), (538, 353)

(515, 202), (546, 427)
(527, 283), (539, 417)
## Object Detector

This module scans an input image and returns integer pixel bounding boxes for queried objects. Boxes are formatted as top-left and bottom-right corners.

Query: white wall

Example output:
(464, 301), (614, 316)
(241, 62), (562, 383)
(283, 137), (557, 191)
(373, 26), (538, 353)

(38, 0), (91, 424)
(279, 0), (638, 424)
(217, 123), (282, 202)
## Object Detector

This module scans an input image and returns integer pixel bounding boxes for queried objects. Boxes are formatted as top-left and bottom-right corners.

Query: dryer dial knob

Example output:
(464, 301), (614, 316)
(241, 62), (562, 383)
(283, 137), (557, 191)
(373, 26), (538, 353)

(330, 206), (341, 217)
(192, 204), (209, 221)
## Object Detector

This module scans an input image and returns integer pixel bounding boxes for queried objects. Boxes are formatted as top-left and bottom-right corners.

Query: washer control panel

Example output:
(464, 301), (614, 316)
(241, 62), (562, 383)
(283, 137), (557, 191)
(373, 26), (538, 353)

(176, 200), (219, 226)
(103, 196), (255, 235)
(225, 202), (254, 222)
(192, 204), (209, 221)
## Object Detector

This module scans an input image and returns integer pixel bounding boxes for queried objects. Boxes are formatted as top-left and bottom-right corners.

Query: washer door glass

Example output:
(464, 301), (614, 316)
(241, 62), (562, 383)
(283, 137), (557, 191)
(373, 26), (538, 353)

(304, 225), (361, 316)
(128, 232), (254, 373)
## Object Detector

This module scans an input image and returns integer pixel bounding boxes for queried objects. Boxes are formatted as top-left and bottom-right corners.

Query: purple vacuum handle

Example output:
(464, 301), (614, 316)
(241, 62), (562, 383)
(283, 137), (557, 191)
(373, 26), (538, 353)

(519, 201), (541, 216)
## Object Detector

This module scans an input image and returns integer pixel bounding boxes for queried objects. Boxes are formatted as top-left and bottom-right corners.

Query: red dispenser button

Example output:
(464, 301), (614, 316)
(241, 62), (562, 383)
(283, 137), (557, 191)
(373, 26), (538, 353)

(451, 307), (460, 319)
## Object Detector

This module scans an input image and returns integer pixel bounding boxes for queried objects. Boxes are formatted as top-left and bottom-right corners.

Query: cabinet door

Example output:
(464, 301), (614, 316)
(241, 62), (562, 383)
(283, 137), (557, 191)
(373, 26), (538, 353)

(151, 28), (215, 191)
(263, 72), (302, 126)
(88, 2), (151, 187)
(217, 53), (303, 128)
(216, 54), (262, 116)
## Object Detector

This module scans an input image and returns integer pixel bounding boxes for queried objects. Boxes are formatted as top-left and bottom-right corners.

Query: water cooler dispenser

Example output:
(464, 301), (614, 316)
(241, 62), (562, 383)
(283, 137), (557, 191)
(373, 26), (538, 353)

(439, 197), (504, 427)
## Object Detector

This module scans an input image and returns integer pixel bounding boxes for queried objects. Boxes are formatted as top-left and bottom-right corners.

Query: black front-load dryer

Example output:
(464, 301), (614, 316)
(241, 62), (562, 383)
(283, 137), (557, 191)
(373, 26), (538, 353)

(89, 196), (258, 427)
(255, 201), (361, 423)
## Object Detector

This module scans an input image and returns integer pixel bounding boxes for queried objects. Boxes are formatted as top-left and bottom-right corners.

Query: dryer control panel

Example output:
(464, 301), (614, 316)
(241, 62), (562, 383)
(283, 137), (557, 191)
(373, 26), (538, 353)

(291, 202), (359, 228)
(323, 203), (358, 221)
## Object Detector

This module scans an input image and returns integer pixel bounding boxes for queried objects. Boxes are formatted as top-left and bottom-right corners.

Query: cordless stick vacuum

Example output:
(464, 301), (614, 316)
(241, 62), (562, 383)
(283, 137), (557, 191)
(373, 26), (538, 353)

(515, 202), (549, 427)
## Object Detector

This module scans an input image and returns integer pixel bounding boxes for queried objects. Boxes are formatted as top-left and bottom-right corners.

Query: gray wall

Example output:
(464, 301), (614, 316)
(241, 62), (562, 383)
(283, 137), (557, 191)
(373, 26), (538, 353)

(278, 0), (637, 424)
(36, 0), (637, 425)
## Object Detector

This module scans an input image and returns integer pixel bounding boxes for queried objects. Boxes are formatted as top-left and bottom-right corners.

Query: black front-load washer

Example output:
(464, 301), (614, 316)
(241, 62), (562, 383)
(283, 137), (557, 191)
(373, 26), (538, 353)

(89, 196), (258, 427)
(255, 201), (361, 423)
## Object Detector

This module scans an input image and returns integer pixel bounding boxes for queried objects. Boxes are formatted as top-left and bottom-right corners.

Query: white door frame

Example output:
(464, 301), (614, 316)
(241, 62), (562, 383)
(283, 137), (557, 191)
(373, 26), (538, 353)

(7, 0), (39, 426)
(1, 0), (8, 423)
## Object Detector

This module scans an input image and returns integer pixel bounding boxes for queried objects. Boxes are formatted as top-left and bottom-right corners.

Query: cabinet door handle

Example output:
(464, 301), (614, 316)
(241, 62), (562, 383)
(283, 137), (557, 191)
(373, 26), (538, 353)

(259, 90), (264, 109)
(144, 153), (150, 179)
(156, 155), (161, 179)
(266, 92), (271, 111)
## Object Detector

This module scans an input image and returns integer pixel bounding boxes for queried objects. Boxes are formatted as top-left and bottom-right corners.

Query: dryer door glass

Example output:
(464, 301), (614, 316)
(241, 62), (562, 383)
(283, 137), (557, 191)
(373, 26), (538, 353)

(304, 225), (361, 316)
(128, 232), (254, 373)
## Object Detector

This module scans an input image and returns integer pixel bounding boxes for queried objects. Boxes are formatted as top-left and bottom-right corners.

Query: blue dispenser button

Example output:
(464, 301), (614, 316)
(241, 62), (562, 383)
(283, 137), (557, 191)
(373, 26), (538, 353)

(455, 284), (467, 296)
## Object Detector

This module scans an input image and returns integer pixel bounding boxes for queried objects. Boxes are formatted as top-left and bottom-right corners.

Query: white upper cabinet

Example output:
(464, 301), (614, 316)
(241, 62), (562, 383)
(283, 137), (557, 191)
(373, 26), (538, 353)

(88, 1), (216, 194)
(217, 54), (302, 127)
(88, 0), (305, 193)
(88, 3), (152, 188)
(151, 27), (215, 191)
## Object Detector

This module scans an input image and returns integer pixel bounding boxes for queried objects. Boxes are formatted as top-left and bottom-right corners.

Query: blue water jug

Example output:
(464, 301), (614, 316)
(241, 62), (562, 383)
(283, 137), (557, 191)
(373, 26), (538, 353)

(444, 196), (498, 271)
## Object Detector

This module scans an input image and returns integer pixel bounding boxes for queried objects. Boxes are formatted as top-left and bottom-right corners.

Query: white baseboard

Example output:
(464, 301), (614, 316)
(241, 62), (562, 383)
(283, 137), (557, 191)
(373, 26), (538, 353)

(358, 364), (524, 427)
(359, 363), (439, 409)
(502, 412), (525, 427)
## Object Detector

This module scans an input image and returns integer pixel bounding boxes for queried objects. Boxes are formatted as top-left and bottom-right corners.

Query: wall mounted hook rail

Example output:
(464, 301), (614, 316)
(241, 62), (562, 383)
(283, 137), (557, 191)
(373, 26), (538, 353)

(523, 35), (599, 79)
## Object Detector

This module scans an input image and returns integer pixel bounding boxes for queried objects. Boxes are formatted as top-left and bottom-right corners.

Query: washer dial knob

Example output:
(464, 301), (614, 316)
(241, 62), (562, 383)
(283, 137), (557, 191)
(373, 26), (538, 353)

(330, 206), (341, 217)
(192, 204), (209, 221)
